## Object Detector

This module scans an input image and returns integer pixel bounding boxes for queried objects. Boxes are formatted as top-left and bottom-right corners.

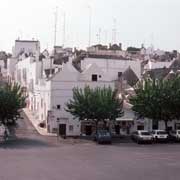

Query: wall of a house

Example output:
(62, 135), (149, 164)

(81, 58), (141, 79)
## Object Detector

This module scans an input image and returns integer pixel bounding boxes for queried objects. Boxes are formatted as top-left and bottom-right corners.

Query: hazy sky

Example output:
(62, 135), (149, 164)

(1, 0), (180, 52)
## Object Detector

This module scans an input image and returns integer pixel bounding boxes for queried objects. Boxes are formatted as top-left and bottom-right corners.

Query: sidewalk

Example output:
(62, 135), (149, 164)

(23, 108), (56, 137)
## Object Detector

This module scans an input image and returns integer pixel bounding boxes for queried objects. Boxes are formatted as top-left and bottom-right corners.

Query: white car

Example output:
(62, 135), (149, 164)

(152, 130), (168, 142)
(131, 130), (153, 144)
(169, 130), (180, 142)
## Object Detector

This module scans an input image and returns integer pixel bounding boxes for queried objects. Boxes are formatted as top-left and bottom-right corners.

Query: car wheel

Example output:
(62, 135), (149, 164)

(155, 137), (158, 143)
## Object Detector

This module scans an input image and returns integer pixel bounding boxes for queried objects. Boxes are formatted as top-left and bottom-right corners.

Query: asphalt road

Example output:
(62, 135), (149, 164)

(0, 114), (180, 180)
(0, 143), (180, 180)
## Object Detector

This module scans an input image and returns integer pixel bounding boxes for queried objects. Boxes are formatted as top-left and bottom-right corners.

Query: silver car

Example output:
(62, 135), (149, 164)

(169, 130), (180, 142)
(131, 130), (153, 144)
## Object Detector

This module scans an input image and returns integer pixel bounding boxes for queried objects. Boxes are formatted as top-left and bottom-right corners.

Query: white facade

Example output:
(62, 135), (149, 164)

(7, 40), (41, 83)
(29, 59), (115, 136)
(13, 40), (40, 59)
(144, 60), (173, 70)
(0, 60), (7, 77)
(81, 57), (141, 80)
(134, 118), (180, 132)
(87, 46), (127, 57)
(15, 56), (42, 90)
(7, 58), (18, 82)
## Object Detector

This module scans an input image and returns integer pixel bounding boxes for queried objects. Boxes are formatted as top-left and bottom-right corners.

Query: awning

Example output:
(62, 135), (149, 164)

(116, 118), (134, 121)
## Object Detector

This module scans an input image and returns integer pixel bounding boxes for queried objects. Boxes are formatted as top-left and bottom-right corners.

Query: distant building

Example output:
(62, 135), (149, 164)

(81, 57), (141, 80)
(12, 39), (40, 60)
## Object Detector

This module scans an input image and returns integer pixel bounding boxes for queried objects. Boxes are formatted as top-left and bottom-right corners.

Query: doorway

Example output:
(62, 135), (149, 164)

(115, 125), (120, 135)
(85, 125), (92, 135)
(137, 125), (144, 130)
(59, 124), (66, 136)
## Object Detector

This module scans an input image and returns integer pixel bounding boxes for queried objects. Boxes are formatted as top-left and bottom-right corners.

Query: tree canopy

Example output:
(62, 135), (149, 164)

(130, 76), (180, 130)
(0, 83), (26, 126)
(66, 86), (123, 128)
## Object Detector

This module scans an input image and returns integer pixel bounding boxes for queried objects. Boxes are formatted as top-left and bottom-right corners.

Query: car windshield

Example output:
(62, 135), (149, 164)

(171, 131), (176, 134)
(98, 130), (110, 136)
(141, 132), (151, 135)
(157, 131), (167, 135)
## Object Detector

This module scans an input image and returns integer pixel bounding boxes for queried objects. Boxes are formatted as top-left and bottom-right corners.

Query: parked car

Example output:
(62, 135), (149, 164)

(95, 130), (112, 144)
(169, 130), (180, 142)
(152, 130), (168, 142)
(131, 131), (153, 144)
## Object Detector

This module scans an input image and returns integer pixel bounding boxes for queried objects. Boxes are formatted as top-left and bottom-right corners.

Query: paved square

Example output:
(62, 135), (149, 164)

(0, 142), (180, 180)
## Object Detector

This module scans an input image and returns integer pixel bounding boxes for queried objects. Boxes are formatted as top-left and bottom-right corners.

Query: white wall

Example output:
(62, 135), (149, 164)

(7, 58), (18, 82)
(81, 58), (141, 79)
(0, 60), (6, 77)
(34, 61), (115, 136)
(144, 60), (173, 70)
(13, 40), (40, 59)
(15, 57), (42, 90)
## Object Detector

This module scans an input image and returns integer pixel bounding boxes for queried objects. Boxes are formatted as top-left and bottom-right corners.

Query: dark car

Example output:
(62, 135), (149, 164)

(95, 130), (112, 144)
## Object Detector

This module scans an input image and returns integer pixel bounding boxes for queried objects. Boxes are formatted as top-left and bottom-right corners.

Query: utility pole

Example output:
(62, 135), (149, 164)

(54, 6), (58, 49)
(62, 12), (66, 47)
(88, 6), (92, 47)
(96, 28), (101, 44)
(52, 6), (58, 76)
(112, 18), (117, 44)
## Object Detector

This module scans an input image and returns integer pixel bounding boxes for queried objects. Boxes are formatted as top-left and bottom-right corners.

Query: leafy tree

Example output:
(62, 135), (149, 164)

(0, 83), (26, 126)
(66, 86), (123, 132)
(130, 77), (180, 130)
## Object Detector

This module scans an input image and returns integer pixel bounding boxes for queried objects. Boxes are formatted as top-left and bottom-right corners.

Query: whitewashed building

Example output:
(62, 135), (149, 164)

(81, 57), (141, 80)
(29, 58), (115, 136)
(9, 40), (145, 136)
(144, 59), (173, 71)
(7, 39), (41, 83)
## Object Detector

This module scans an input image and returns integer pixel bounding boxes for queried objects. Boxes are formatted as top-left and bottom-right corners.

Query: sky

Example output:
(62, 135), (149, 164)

(0, 0), (180, 52)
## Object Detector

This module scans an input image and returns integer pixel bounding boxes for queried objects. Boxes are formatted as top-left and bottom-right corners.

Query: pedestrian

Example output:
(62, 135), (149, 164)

(4, 127), (9, 141)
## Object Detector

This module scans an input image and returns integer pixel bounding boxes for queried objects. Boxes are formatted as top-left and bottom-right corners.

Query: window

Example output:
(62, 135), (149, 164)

(153, 124), (158, 130)
(157, 131), (167, 135)
(57, 105), (61, 110)
(69, 125), (74, 132)
(99, 75), (102, 78)
(137, 125), (144, 130)
(92, 74), (97, 81)
(141, 132), (151, 136)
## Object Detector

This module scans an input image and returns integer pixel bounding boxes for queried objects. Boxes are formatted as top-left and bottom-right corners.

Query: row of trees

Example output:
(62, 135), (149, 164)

(66, 86), (123, 131)
(130, 76), (180, 130)
(66, 76), (180, 132)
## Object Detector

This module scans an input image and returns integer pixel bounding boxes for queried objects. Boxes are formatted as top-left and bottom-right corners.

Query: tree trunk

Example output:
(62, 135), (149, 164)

(95, 121), (98, 133)
(103, 120), (107, 130)
(164, 120), (168, 132)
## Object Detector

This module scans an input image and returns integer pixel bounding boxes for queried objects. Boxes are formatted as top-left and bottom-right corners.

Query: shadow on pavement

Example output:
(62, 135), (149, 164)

(0, 137), (52, 149)
(79, 135), (134, 144)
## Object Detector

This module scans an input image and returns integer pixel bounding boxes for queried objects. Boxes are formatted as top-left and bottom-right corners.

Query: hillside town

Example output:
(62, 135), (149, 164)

(0, 39), (179, 138)
(1, 0), (180, 179)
